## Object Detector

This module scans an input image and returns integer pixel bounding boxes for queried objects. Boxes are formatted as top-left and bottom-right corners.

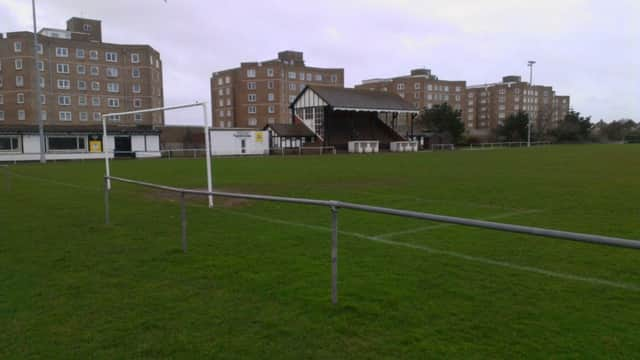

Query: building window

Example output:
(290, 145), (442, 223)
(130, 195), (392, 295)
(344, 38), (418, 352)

(248, 82), (256, 90)
(16, 76), (24, 87)
(330, 74), (338, 83)
(268, 93), (275, 102)
(89, 50), (99, 60)
(225, 88), (230, 95)
(107, 82), (119, 93)
(36, 43), (43, 54)
(248, 105), (256, 114)
(58, 111), (72, 122)
(18, 110), (26, 121)
(0, 112), (6, 121)
(37, 61), (44, 71)
(77, 64), (86, 74)
(79, 112), (88, 122)
(288, 83), (297, 91)
(14, 41), (22, 53)
(16, 93), (24, 104)
(107, 98), (120, 108)
(56, 47), (69, 57)
(133, 98), (142, 108)
(0, 95), (3, 104)
(57, 79), (71, 89)
(288, 72), (296, 79)
(105, 52), (118, 62)
(226, 98), (231, 106)
(40, 94), (46, 104)
(76, 48), (85, 58)
(132, 83), (141, 93)
(91, 81), (100, 91)
(58, 95), (71, 106)
(218, 110), (224, 118)
(90, 66), (99, 76)
(225, 76), (230, 84)
(0, 136), (20, 150)
(134, 114), (142, 122)
(414, 83), (421, 90)
(456, 86), (461, 92)
(77, 80), (86, 90)
(93, 112), (101, 121)
(92, 96), (100, 106)
(268, 105), (275, 114)
(56, 63), (69, 73)
(48, 136), (86, 150)
(267, 68), (274, 77)
(39, 76), (44, 88)
(217, 89), (223, 96)
(15, 58), (23, 70)
(246, 69), (256, 78)
(78, 95), (87, 106)
(267, 80), (274, 89)
(314, 74), (322, 81)
(248, 94), (257, 102)
(131, 53), (140, 63)
(288, 95), (296, 103)
(106, 67), (119, 77)
(397, 83), (405, 90)
(132, 68), (140, 78)
(248, 118), (257, 126)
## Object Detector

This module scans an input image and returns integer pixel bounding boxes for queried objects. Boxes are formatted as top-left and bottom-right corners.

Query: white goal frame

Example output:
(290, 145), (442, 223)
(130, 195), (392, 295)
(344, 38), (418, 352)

(102, 102), (214, 208)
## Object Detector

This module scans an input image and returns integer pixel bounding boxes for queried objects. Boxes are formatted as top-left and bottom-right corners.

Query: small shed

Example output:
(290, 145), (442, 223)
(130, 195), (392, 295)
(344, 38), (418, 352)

(263, 123), (316, 149)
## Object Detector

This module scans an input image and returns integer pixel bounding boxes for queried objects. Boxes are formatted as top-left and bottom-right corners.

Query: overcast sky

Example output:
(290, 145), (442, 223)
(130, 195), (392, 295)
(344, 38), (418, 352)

(1, 0), (638, 125)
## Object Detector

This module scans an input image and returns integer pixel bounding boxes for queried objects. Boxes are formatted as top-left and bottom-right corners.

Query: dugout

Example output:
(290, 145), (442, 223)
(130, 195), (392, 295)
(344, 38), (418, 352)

(290, 86), (419, 151)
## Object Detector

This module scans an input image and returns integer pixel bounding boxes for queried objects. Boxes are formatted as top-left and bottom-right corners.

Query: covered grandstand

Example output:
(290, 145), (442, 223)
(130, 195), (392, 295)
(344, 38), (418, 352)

(290, 86), (419, 151)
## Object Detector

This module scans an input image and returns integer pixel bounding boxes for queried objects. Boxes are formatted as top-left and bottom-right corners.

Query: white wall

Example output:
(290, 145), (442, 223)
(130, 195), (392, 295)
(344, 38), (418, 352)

(132, 136), (146, 152)
(145, 135), (160, 152)
(210, 130), (269, 156)
(23, 135), (41, 154)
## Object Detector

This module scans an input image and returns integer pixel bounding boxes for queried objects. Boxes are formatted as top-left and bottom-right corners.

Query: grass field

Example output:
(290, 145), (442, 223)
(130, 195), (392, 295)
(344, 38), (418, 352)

(2, 144), (640, 358)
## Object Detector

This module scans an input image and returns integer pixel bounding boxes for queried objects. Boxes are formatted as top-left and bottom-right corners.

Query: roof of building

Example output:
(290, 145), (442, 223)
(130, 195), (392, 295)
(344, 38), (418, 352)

(293, 85), (418, 113)
(263, 123), (315, 137)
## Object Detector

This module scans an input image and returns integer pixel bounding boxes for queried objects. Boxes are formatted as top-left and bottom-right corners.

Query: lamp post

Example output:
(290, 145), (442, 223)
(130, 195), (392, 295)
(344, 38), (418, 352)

(527, 60), (536, 148)
(32, 0), (46, 163)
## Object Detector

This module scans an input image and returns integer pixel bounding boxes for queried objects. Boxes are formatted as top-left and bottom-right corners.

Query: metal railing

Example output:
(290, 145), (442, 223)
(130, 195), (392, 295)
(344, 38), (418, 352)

(468, 141), (551, 149)
(104, 175), (640, 305)
(160, 148), (208, 159)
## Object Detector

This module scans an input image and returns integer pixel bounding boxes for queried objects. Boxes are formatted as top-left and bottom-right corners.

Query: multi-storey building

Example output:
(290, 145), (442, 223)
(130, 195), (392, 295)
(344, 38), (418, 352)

(0, 17), (163, 159)
(210, 50), (344, 129)
(355, 69), (466, 136)
(466, 76), (570, 137)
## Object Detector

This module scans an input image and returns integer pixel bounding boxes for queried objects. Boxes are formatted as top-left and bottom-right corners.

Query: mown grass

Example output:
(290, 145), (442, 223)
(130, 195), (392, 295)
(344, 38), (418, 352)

(1, 144), (640, 358)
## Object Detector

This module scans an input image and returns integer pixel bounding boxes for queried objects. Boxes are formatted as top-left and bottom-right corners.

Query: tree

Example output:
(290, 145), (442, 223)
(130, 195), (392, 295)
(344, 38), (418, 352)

(496, 111), (529, 141)
(551, 110), (592, 142)
(417, 102), (464, 144)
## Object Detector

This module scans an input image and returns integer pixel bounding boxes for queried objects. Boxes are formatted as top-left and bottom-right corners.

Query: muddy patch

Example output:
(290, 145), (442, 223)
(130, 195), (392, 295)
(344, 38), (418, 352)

(144, 187), (253, 208)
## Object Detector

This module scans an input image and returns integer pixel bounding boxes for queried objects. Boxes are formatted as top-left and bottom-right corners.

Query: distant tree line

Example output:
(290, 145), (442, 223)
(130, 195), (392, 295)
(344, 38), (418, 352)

(416, 103), (637, 145)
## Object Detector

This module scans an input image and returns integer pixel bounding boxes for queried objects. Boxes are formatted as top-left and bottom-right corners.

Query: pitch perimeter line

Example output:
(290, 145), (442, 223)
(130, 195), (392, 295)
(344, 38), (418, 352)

(374, 209), (542, 239)
(211, 208), (640, 292)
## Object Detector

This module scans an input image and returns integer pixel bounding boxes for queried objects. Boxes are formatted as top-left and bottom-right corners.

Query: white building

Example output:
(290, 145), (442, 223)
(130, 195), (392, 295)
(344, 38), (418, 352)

(209, 128), (269, 156)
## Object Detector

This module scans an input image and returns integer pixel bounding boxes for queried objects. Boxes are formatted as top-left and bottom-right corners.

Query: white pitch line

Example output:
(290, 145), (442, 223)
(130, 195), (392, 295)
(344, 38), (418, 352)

(212, 208), (640, 292)
(374, 209), (542, 239)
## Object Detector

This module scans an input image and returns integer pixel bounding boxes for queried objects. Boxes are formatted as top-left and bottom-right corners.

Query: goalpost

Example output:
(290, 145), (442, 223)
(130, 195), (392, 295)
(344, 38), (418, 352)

(102, 102), (214, 208)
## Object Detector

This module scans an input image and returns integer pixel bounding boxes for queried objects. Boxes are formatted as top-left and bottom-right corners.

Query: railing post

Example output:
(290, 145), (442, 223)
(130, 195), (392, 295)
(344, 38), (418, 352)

(104, 176), (110, 225)
(181, 191), (187, 253)
(330, 204), (339, 305)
